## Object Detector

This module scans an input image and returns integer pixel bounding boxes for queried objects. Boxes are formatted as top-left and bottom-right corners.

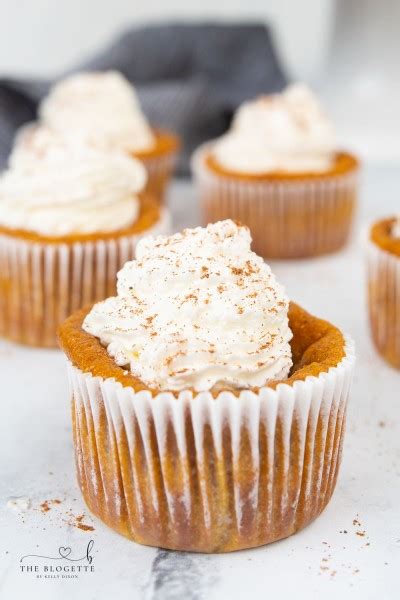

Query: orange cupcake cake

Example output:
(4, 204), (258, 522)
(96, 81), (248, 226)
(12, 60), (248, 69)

(59, 220), (355, 552)
(192, 84), (359, 259)
(11, 71), (180, 204)
(0, 148), (169, 347)
(367, 217), (400, 368)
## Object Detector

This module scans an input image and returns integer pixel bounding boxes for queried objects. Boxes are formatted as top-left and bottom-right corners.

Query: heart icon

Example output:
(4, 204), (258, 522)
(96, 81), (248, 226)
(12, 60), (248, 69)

(58, 546), (72, 559)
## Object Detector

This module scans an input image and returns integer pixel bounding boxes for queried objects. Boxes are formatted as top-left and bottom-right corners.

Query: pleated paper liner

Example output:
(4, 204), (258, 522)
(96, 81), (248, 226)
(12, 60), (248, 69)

(0, 209), (170, 348)
(135, 130), (180, 205)
(367, 237), (400, 368)
(67, 337), (355, 553)
(192, 144), (359, 259)
(139, 152), (177, 205)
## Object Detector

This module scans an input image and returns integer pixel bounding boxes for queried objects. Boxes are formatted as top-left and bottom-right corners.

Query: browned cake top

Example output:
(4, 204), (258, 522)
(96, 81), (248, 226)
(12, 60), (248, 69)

(0, 194), (161, 244)
(205, 150), (359, 181)
(370, 217), (400, 257)
(133, 129), (180, 159)
(59, 302), (346, 397)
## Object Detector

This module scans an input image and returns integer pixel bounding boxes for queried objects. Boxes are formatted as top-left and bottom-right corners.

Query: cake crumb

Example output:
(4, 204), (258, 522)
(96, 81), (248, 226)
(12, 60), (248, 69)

(7, 496), (31, 512)
(39, 498), (63, 513)
(40, 501), (51, 513)
(64, 511), (95, 532)
(76, 523), (95, 532)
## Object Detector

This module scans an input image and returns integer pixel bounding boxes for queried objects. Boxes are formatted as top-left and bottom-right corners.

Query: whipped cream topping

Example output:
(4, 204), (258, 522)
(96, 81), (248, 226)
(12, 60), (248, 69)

(212, 84), (336, 174)
(38, 71), (155, 153)
(0, 149), (146, 236)
(9, 123), (76, 172)
(83, 220), (293, 392)
(392, 219), (400, 238)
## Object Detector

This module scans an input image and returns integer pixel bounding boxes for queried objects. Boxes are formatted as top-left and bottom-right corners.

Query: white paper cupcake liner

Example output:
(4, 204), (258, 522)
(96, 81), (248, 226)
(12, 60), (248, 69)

(66, 337), (355, 552)
(140, 152), (178, 205)
(0, 209), (170, 347)
(367, 236), (400, 368)
(191, 144), (359, 259)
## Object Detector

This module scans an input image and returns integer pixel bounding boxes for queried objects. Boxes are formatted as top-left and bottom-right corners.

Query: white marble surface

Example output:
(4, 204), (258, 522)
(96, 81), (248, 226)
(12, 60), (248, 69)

(1, 166), (400, 600)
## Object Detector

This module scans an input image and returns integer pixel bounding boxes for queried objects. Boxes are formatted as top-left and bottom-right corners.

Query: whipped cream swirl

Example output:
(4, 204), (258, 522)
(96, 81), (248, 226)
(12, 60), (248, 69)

(9, 123), (73, 172)
(83, 220), (293, 392)
(0, 149), (146, 236)
(38, 71), (155, 153)
(392, 219), (400, 238)
(212, 84), (336, 174)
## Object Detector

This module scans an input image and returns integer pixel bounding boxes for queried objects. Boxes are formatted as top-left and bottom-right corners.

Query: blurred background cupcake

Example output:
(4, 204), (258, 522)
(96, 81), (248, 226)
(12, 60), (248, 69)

(0, 147), (169, 347)
(10, 72), (180, 205)
(367, 216), (400, 369)
(192, 84), (359, 259)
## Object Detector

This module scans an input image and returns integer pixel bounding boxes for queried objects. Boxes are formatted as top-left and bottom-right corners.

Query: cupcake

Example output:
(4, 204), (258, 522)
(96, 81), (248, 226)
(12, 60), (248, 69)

(367, 216), (400, 368)
(0, 148), (169, 347)
(11, 71), (180, 204)
(58, 220), (355, 552)
(192, 84), (359, 259)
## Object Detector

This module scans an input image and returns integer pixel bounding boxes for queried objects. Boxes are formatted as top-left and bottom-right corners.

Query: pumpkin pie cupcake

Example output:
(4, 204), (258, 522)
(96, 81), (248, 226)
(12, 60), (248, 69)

(0, 148), (169, 347)
(192, 84), (359, 258)
(367, 216), (400, 368)
(59, 219), (355, 552)
(11, 71), (180, 204)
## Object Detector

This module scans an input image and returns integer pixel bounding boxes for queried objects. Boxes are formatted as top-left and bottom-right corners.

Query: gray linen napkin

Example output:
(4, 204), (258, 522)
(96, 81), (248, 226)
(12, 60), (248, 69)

(0, 22), (286, 174)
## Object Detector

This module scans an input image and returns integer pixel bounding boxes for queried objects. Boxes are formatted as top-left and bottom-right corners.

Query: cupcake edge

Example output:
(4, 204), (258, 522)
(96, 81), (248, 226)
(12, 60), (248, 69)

(62, 306), (355, 552)
(367, 230), (400, 369)
(0, 207), (171, 347)
(191, 143), (359, 259)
